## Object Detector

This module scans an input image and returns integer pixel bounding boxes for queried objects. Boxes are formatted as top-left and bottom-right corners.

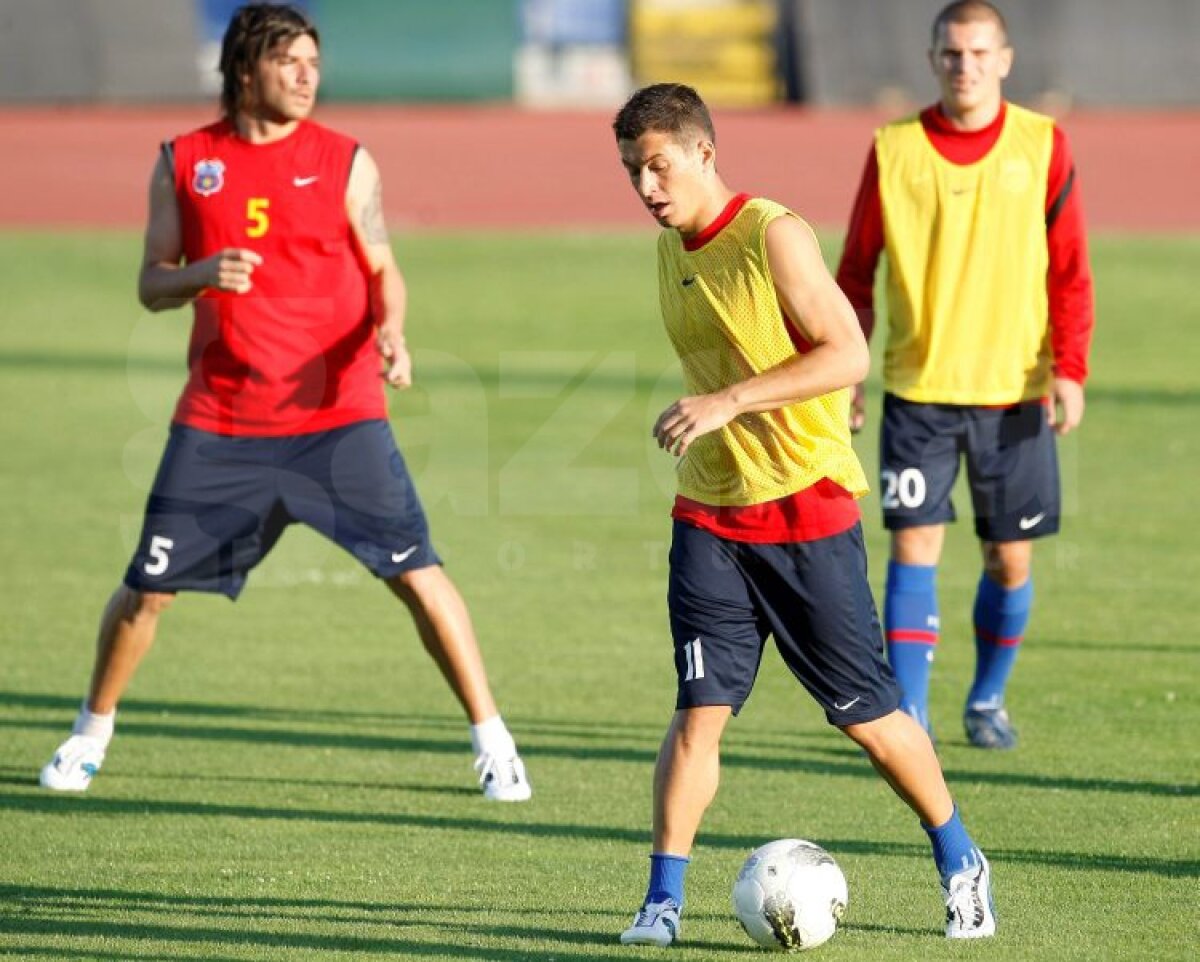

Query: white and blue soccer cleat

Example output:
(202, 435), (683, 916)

(943, 853), (996, 939)
(39, 734), (106, 792)
(964, 705), (1017, 750)
(474, 751), (532, 802)
(620, 898), (681, 947)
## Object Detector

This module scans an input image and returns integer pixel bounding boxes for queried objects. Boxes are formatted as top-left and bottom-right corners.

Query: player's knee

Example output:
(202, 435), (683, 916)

(669, 707), (729, 752)
(139, 591), (176, 618)
(121, 587), (176, 620)
(386, 564), (452, 611)
(981, 542), (1031, 587)
(839, 711), (916, 761)
(891, 526), (943, 565)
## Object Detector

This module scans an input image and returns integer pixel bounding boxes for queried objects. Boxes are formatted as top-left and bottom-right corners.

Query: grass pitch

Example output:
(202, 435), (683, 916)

(0, 230), (1196, 960)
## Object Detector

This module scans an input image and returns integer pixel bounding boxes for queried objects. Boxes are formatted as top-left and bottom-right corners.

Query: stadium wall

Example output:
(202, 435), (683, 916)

(0, 0), (1196, 107)
(0, 0), (203, 102)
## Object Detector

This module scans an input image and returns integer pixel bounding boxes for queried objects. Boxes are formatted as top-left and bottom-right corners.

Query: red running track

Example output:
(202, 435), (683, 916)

(1, 105), (1197, 232)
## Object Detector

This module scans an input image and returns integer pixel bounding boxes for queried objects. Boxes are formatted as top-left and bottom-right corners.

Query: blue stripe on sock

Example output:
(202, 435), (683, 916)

(969, 575), (1033, 709)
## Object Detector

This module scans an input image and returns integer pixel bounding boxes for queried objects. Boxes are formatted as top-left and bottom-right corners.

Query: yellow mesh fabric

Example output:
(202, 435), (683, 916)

(657, 197), (869, 507)
(876, 103), (1055, 404)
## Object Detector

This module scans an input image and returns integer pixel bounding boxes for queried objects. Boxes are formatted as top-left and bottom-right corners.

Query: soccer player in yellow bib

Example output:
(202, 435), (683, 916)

(837, 1), (1094, 750)
(613, 83), (995, 946)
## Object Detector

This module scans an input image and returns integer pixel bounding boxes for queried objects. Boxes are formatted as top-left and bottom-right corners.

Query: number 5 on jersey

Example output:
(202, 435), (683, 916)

(246, 197), (270, 238)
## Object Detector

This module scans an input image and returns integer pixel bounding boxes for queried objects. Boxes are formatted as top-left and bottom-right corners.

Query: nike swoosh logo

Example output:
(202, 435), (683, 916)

(1018, 512), (1046, 531)
(293, 175), (319, 187)
(391, 545), (419, 563)
(833, 696), (861, 711)
(681, 275), (697, 287)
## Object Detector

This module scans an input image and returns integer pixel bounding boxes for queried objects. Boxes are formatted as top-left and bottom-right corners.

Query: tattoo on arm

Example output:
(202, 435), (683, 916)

(361, 177), (388, 245)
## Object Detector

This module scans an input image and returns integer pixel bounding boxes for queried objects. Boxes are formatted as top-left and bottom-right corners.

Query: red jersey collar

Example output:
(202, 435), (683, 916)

(683, 193), (752, 251)
(922, 100), (1007, 139)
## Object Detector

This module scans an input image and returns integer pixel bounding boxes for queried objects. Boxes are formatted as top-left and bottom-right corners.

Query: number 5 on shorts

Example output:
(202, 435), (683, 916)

(143, 535), (175, 576)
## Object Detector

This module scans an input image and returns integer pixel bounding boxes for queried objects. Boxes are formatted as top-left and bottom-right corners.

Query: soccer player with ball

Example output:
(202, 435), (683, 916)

(837, 1), (1095, 749)
(613, 83), (995, 945)
(38, 3), (530, 803)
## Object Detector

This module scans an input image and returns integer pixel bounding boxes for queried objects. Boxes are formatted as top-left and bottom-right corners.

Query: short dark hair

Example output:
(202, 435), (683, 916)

(931, 1), (1009, 46)
(219, 3), (319, 119)
(612, 83), (715, 145)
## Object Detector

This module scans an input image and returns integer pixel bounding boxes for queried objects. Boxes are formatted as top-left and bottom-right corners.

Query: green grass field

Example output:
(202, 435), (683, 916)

(0, 230), (1196, 961)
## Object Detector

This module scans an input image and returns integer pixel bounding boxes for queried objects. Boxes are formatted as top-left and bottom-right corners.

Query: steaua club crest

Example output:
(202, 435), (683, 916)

(192, 158), (226, 197)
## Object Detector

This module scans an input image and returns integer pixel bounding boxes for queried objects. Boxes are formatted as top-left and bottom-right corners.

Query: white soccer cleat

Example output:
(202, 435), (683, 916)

(620, 898), (681, 947)
(943, 853), (996, 939)
(39, 734), (106, 792)
(474, 751), (532, 802)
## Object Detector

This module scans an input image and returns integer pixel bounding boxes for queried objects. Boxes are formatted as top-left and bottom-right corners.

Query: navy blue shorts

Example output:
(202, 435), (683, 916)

(124, 420), (440, 599)
(667, 520), (900, 726)
(879, 393), (1061, 542)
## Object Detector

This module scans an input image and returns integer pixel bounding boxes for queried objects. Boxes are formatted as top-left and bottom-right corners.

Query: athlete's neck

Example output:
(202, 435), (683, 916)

(937, 97), (1003, 133)
(233, 112), (303, 145)
(679, 184), (738, 241)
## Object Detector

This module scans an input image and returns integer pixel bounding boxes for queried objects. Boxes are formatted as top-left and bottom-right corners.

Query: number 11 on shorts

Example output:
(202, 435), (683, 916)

(683, 637), (706, 681)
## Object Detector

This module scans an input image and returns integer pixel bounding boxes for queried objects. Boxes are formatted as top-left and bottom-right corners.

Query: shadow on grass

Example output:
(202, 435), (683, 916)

(4, 690), (1196, 800)
(0, 883), (937, 958)
(0, 884), (644, 961)
(0, 791), (1194, 879)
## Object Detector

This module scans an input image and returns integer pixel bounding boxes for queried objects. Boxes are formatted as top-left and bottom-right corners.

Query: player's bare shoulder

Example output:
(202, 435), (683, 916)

(346, 147), (388, 248)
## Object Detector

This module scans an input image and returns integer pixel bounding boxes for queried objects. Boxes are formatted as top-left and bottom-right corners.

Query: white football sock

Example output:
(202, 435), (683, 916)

(470, 715), (516, 757)
(72, 702), (115, 745)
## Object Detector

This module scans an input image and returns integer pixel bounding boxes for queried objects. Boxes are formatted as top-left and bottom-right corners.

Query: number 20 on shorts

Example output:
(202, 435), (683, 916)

(881, 467), (927, 509)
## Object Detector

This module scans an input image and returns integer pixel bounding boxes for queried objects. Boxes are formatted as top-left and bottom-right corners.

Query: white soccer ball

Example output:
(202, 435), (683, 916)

(732, 838), (848, 951)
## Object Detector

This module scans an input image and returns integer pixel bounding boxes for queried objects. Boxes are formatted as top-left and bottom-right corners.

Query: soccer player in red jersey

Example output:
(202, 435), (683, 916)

(837, 1), (1095, 750)
(39, 3), (530, 802)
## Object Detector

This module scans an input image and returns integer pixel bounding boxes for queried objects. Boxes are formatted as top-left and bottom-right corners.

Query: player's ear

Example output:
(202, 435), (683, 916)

(998, 44), (1013, 80)
(698, 139), (716, 171)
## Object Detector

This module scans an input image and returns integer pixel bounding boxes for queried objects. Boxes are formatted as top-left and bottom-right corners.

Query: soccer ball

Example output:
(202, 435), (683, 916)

(732, 839), (848, 951)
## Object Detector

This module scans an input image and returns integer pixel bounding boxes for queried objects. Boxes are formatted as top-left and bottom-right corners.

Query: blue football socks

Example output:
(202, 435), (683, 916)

(884, 561), (939, 730)
(924, 805), (981, 883)
(968, 575), (1033, 709)
(646, 853), (690, 908)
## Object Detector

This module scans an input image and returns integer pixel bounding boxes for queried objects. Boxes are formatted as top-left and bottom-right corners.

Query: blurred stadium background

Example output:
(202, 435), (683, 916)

(3, 0), (1198, 108)
(1, 0), (1198, 233)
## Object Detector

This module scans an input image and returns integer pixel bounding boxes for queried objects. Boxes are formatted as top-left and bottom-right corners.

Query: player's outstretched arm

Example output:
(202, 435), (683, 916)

(346, 147), (411, 389)
(137, 152), (262, 312)
(653, 216), (869, 455)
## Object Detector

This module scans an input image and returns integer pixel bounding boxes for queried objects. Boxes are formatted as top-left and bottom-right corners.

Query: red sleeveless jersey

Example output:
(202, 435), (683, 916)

(170, 120), (385, 436)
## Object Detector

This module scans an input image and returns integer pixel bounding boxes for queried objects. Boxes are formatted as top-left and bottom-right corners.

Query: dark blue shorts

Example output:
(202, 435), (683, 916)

(124, 420), (440, 599)
(668, 520), (900, 726)
(879, 393), (1061, 542)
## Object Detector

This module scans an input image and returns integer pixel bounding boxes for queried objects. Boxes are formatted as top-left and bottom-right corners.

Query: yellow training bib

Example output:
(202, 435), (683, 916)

(657, 197), (868, 506)
(876, 103), (1054, 404)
